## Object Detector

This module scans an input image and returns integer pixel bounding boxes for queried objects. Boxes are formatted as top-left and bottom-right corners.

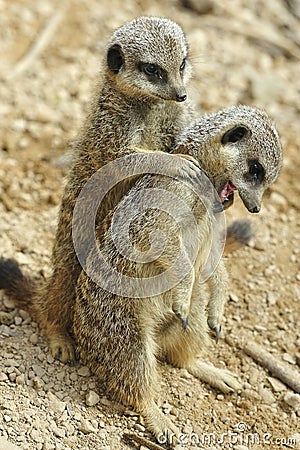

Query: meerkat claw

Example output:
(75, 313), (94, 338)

(209, 324), (221, 343)
(178, 314), (189, 331)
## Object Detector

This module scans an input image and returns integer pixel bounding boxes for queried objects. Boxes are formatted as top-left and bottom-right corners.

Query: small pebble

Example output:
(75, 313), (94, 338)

(47, 392), (66, 414)
(135, 423), (145, 432)
(267, 377), (287, 392)
(283, 393), (300, 410)
(229, 293), (239, 303)
(14, 316), (22, 325)
(29, 333), (39, 345)
(78, 366), (90, 377)
(86, 390), (100, 407)
(78, 418), (97, 434)
(15, 374), (25, 385)
(258, 385), (276, 405)
(282, 353), (296, 364)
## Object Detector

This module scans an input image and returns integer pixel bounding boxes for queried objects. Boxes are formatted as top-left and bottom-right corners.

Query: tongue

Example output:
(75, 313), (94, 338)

(219, 182), (237, 202)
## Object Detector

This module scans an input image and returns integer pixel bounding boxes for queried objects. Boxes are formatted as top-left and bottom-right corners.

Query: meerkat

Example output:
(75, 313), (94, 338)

(0, 105), (282, 442)
(51, 105), (283, 442)
(16, 16), (197, 363)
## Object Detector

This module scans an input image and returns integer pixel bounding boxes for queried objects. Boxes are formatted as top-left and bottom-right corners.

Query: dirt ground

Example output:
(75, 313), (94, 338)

(0, 0), (299, 449)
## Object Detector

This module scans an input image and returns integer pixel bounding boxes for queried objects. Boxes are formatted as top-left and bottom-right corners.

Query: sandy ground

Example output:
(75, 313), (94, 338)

(0, 0), (299, 449)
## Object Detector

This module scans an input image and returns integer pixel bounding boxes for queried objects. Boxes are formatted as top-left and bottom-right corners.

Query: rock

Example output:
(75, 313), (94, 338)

(32, 364), (45, 378)
(0, 372), (8, 382)
(282, 353), (296, 365)
(78, 418), (97, 434)
(77, 366), (90, 377)
(266, 291), (278, 306)
(2, 297), (15, 309)
(258, 385), (276, 405)
(47, 392), (66, 414)
(0, 436), (21, 450)
(29, 333), (39, 345)
(85, 390), (100, 407)
(267, 377), (287, 393)
(283, 393), (300, 410)
(135, 423), (145, 432)
(229, 292), (239, 303)
(15, 374), (25, 385)
(50, 421), (66, 439)
(30, 429), (44, 443)
(14, 316), (22, 325)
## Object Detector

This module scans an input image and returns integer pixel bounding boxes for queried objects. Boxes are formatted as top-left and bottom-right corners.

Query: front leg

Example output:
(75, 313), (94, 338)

(171, 268), (195, 330)
(206, 260), (228, 342)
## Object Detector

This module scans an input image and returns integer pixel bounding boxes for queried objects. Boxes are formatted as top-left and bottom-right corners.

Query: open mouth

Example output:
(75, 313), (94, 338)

(219, 181), (237, 209)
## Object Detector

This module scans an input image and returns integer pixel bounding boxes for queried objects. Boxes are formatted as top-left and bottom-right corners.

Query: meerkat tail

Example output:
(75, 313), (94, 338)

(224, 220), (254, 254)
(0, 257), (37, 315)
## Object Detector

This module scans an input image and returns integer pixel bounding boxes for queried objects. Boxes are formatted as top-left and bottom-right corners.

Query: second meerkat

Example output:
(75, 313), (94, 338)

(72, 105), (282, 440)
(31, 17), (196, 362)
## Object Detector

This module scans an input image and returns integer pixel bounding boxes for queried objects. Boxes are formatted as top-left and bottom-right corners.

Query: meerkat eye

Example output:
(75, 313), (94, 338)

(221, 125), (249, 144)
(138, 62), (167, 81)
(180, 58), (186, 71)
(248, 160), (265, 183)
(143, 63), (160, 76)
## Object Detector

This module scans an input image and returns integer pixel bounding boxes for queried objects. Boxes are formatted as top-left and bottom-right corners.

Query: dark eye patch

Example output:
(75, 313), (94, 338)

(138, 62), (167, 81)
(221, 125), (249, 144)
(246, 159), (265, 184)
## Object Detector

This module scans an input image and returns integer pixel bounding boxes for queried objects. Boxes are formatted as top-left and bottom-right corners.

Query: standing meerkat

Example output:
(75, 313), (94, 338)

(14, 16), (196, 363)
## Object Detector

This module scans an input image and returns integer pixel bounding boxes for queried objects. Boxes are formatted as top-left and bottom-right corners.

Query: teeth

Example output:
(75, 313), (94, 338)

(219, 182), (236, 203)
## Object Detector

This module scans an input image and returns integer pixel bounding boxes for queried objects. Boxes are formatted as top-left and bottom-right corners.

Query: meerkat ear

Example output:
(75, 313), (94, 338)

(107, 44), (124, 74)
(221, 125), (250, 145)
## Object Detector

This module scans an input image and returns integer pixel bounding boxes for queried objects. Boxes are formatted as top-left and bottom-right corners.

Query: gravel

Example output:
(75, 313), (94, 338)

(0, 0), (299, 448)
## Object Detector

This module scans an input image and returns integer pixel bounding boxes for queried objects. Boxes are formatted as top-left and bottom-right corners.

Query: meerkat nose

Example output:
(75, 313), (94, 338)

(250, 205), (260, 213)
(176, 93), (187, 102)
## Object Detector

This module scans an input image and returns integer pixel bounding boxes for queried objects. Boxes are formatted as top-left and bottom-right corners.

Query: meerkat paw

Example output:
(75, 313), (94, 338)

(207, 315), (222, 343)
(174, 153), (202, 184)
(49, 334), (76, 364)
(141, 400), (180, 445)
(172, 298), (190, 330)
(187, 360), (241, 394)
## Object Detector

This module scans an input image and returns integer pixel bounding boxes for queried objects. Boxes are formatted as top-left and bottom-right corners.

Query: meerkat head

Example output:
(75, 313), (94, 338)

(105, 16), (191, 102)
(176, 105), (283, 213)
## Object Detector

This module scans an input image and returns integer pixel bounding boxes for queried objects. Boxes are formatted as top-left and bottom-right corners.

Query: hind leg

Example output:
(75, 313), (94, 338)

(73, 275), (180, 444)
